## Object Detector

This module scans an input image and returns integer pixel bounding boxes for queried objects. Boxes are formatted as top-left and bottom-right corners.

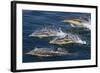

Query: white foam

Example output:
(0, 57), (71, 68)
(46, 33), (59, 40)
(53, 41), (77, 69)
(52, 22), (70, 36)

(83, 22), (91, 30)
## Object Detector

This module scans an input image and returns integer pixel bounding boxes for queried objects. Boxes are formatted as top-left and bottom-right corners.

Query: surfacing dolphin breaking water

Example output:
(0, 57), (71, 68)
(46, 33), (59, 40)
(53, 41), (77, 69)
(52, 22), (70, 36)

(26, 47), (74, 57)
(62, 17), (91, 30)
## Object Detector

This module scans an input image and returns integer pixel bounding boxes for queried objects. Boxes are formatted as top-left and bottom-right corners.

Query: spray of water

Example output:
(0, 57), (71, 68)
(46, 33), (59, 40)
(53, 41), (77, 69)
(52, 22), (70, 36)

(56, 32), (86, 44)
(80, 18), (91, 30)
(83, 22), (91, 30)
(56, 28), (67, 38)
(67, 34), (86, 44)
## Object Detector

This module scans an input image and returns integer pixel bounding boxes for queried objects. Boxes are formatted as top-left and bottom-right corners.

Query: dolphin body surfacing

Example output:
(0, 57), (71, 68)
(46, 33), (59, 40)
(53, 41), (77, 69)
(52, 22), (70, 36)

(62, 17), (91, 30)
(29, 28), (57, 38)
(49, 33), (86, 45)
(26, 47), (72, 57)
(29, 27), (67, 38)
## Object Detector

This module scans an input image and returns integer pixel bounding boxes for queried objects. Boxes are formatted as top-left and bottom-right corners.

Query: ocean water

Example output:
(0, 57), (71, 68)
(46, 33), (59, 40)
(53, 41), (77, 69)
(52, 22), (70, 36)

(22, 10), (91, 63)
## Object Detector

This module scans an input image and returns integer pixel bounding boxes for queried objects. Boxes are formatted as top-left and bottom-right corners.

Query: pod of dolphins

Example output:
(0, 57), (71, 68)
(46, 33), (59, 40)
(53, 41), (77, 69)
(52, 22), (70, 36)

(26, 17), (89, 57)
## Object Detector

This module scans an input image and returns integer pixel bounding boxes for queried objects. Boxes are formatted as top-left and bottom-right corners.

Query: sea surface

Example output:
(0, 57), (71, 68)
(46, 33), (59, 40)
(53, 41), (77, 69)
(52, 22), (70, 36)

(22, 10), (91, 63)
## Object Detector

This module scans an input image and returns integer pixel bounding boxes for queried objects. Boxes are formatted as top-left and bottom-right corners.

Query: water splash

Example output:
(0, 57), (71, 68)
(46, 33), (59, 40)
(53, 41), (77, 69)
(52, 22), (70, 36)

(56, 28), (67, 38)
(66, 33), (86, 44)
(82, 22), (91, 30)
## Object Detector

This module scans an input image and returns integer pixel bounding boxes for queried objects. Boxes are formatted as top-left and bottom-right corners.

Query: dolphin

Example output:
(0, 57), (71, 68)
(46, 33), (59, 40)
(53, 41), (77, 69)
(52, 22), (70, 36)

(26, 47), (73, 57)
(62, 17), (91, 30)
(49, 34), (86, 45)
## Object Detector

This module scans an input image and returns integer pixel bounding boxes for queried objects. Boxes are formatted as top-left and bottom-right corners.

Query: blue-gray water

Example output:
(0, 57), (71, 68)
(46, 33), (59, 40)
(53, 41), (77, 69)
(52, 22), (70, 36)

(22, 10), (91, 63)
